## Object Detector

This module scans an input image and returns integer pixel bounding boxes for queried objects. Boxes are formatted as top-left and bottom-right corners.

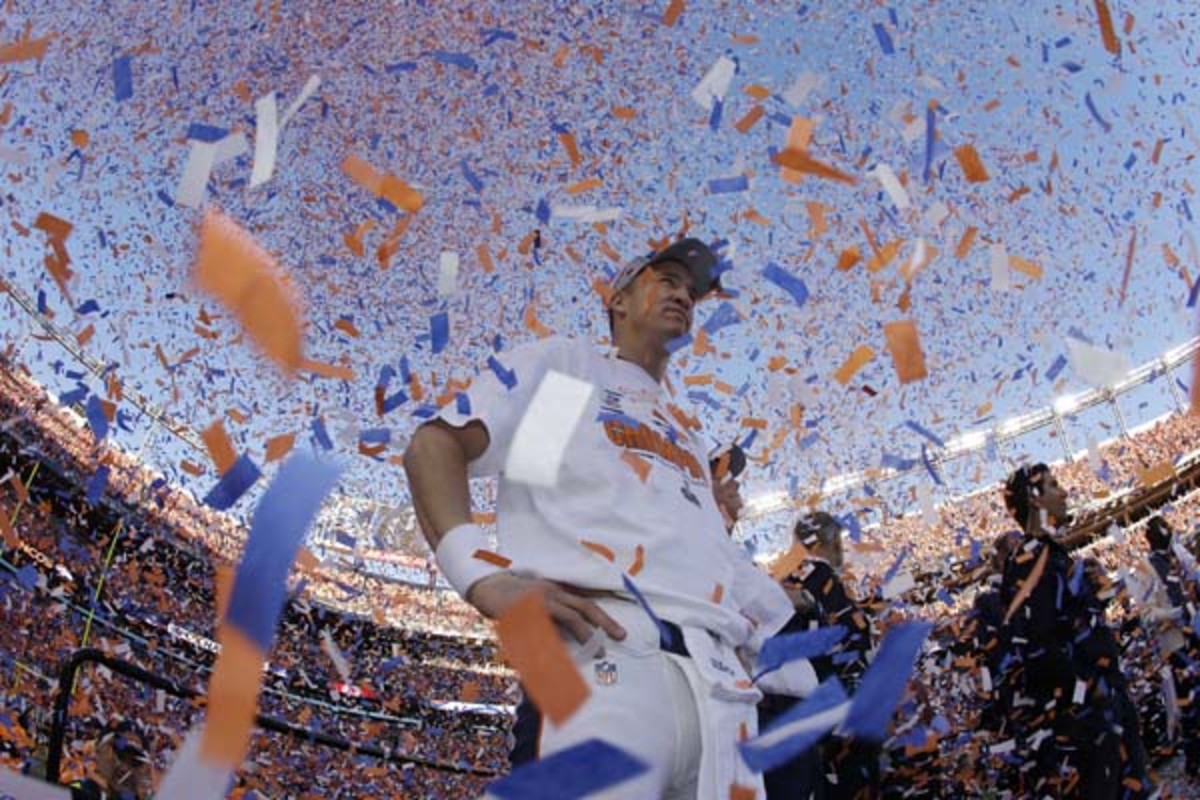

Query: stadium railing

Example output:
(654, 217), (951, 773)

(44, 647), (501, 787)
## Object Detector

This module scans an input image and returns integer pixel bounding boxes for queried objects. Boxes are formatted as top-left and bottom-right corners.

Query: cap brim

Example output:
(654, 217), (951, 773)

(646, 237), (717, 296)
(610, 237), (718, 297)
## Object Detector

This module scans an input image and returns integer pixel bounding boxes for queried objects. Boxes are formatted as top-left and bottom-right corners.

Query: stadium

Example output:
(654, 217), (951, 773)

(2, 1), (1199, 798)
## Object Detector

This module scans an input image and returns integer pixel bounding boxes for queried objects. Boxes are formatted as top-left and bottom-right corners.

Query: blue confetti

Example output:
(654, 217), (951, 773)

(903, 420), (944, 448)
(359, 428), (391, 445)
(86, 466), (110, 505)
(225, 456), (341, 652)
(1084, 92), (1112, 132)
(431, 51), (479, 72)
(487, 739), (648, 800)
(76, 299), (100, 314)
(842, 621), (932, 741)
(762, 262), (809, 307)
(112, 55), (133, 101)
(701, 301), (742, 336)
(621, 574), (672, 650)
(85, 394), (109, 440)
(460, 159), (483, 192)
(312, 417), (333, 451)
(202, 454), (262, 511)
(486, 355), (518, 390)
(708, 175), (748, 194)
(186, 123), (229, 143)
(455, 392), (471, 415)
(1045, 354), (1068, 381)
(739, 678), (849, 773)
(430, 312), (450, 354)
(873, 23), (894, 55)
(755, 626), (847, 679)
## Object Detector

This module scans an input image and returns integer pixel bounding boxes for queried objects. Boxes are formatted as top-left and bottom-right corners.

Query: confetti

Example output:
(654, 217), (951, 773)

(505, 370), (594, 487)
(495, 589), (590, 726)
(739, 678), (850, 772)
(883, 320), (928, 384)
(192, 208), (305, 374)
(487, 739), (648, 800)
(842, 621), (932, 740)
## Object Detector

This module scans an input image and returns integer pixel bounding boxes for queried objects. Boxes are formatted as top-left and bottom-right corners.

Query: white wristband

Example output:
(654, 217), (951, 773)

(435, 523), (507, 599)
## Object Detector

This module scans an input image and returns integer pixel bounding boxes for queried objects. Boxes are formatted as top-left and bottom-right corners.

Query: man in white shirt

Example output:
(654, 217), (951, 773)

(404, 238), (799, 798)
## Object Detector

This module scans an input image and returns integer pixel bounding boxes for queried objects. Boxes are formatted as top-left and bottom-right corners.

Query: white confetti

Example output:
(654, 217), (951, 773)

(691, 55), (737, 111)
(872, 163), (911, 210)
(437, 251), (460, 298)
(504, 370), (594, 487)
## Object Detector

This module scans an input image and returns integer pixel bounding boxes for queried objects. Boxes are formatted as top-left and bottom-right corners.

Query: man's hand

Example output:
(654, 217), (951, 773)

(467, 572), (627, 644)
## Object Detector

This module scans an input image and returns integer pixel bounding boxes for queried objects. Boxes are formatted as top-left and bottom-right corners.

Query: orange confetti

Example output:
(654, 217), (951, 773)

(214, 563), (235, 621)
(1094, 0), (1121, 56)
(767, 356), (788, 372)
(743, 84), (771, 100)
(523, 298), (554, 339)
(1003, 547), (1048, 624)
(201, 625), (265, 767)
(0, 501), (17, 549)
(954, 144), (990, 183)
(473, 549), (512, 568)
(711, 583), (725, 603)
(75, 324), (94, 347)
(566, 177), (603, 194)
(180, 459), (205, 477)
(264, 433), (295, 462)
(70, 130), (89, 148)
(298, 358), (354, 381)
(836, 245), (862, 271)
(806, 202), (829, 239)
(772, 148), (857, 185)
(1009, 255), (1044, 281)
(476, 243), (496, 274)
(730, 784), (757, 800)
(663, 0), (685, 26)
(621, 451), (652, 482)
(627, 544), (645, 576)
(733, 105), (765, 134)
(611, 106), (637, 120)
(376, 215), (413, 270)
(557, 131), (582, 168)
(883, 319), (928, 384)
(333, 318), (361, 338)
(201, 420), (238, 476)
(741, 417), (768, 430)
(471, 510), (497, 525)
(581, 540), (616, 562)
(496, 590), (590, 726)
(295, 548), (321, 573)
(342, 153), (424, 212)
(0, 35), (50, 64)
(866, 239), (904, 272)
(684, 374), (713, 386)
(193, 208), (304, 374)
(954, 227), (978, 260)
(834, 345), (875, 386)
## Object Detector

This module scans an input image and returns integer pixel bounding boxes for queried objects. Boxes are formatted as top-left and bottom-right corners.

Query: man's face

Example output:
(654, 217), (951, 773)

(712, 474), (743, 532)
(612, 260), (696, 344)
(1032, 470), (1069, 526)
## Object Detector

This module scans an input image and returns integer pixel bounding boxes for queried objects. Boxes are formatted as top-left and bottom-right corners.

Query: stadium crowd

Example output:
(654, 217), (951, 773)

(2, 351), (1200, 798)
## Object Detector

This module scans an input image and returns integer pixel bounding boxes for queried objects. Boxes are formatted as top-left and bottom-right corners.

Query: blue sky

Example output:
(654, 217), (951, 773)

(1, 1), (1196, 552)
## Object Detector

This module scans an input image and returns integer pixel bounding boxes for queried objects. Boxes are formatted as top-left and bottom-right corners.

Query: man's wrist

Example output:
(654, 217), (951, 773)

(434, 523), (508, 600)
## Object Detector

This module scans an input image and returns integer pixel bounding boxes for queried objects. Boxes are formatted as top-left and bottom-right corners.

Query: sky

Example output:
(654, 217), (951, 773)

(1, 1), (1197, 561)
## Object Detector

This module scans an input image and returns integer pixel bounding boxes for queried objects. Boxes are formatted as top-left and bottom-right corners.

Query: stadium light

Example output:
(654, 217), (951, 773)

(948, 430), (988, 452)
(1053, 394), (1082, 416)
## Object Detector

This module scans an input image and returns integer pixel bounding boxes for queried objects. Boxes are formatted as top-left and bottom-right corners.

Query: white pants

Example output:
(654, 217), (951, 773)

(522, 599), (765, 799)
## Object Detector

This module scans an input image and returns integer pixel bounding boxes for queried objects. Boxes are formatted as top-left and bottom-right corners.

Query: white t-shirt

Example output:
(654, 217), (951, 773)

(436, 336), (791, 647)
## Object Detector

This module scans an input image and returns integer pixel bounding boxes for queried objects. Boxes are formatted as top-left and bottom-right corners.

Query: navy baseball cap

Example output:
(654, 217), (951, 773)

(609, 237), (718, 298)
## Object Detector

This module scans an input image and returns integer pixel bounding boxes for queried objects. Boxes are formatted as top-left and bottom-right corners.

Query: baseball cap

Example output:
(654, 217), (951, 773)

(609, 237), (718, 298)
(708, 442), (746, 481)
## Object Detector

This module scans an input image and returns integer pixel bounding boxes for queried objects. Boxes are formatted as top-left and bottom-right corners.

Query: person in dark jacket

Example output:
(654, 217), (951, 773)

(765, 511), (876, 800)
(997, 463), (1118, 799)
(1143, 515), (1200, 777)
